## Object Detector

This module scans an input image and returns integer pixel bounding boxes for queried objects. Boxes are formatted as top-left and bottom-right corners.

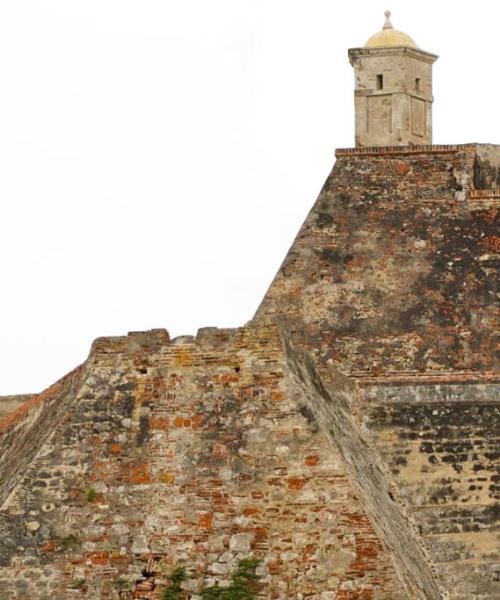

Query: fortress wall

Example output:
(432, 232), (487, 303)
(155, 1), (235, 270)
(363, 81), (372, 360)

(0, 326), (406, 600)
(255, 145), (498, 376)
(0, 144), (497, 599)
(253, 145), (500, 598)
(0, 367), (83, 512)
(364, 383), (500, 599)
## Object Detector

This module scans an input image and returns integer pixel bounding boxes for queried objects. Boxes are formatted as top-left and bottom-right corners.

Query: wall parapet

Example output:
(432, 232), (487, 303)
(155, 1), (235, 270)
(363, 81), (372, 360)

(0, 395), (34, 420)
(335, 144), (478, 157)
(469, 188), (500, 198)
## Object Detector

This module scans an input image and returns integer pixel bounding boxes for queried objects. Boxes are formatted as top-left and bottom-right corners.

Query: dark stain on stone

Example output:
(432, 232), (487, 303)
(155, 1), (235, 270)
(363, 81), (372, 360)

(317, 211), (334, 228)
(136, 416), (149, 446)
(447, 167), (463, 192)
(117, 383), (137, 392)
(122, 395), (135, 418)
(298, 404), (319, 433)
(473, 156), (500, 189)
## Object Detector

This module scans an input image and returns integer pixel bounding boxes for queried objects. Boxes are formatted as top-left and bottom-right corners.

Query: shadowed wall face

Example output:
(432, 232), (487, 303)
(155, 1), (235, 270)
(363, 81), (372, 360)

(364, 383), (500, 599)
(256, 145), (499, 378)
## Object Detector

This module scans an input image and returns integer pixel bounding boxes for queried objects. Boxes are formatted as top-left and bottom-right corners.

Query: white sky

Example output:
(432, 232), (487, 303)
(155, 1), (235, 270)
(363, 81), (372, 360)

(1, 1), (499, 395)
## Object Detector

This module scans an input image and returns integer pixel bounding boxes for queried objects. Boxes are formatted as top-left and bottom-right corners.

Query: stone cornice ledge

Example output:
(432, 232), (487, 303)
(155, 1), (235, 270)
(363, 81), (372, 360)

(352, 370), (500, 386)
(335, 144), (477, 157)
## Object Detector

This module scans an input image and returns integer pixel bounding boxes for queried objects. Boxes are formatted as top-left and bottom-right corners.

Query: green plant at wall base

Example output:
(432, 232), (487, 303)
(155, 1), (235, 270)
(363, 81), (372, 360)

(161, 560), (260, 600)
(84, 487), (96, 502)
(59, 533), (80, 550)
(201, 559), (260, 600)
(161, 566), (187, 600)
(115, 576), (130, 591)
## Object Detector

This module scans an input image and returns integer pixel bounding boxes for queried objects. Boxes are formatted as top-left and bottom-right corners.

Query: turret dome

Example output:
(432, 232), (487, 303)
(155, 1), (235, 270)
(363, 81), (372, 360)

(365, 11), (417, 49)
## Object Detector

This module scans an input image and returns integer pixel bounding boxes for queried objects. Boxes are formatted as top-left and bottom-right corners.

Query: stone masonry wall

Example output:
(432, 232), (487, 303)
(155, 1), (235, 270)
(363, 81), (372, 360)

(253, 144), (499, 598)
(364, 383), (500, 599)
(0, 368), (83, 512)
(256, 144), (499, 377)
(281, 334), (442, 600)
(0, 325), (413, 600)
(0, 144), (497, 600)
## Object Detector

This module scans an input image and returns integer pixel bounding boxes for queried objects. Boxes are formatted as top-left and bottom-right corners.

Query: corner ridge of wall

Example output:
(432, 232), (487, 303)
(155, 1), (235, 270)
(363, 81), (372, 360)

(0, 365), (84, 509)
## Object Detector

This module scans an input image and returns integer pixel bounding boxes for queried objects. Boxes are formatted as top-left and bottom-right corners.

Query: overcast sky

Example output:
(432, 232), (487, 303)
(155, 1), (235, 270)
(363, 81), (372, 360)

(1, 0), (499, 395)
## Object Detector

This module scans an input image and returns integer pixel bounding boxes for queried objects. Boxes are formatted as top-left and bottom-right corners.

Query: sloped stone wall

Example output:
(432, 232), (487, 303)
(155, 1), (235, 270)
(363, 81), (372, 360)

(254, 144), (500, 598)
(1, 144), (497, 600)
(282, 335), (442, 600)
(0, 326), (408, 599)
(256, 144), (499, 376)
(0, 367), (83, 512)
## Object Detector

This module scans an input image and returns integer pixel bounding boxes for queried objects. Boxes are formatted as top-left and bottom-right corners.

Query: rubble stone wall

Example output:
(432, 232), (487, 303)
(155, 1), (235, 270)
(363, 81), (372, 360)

(0, 326), (411, 600)
(254, 144), (500, 598)
(0, 368), (83, 511)
(0, 144), (497, 600)
(256, 144), (499, 377)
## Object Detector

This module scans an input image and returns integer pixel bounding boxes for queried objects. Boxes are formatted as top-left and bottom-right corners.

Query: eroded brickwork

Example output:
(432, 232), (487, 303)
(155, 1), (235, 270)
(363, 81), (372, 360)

(254, 144), (499, 598)
(0, 144), (497, 600)
(0, 326), (416, 599)
(0, 368), (83, 510)
(256, 144), (498, 377)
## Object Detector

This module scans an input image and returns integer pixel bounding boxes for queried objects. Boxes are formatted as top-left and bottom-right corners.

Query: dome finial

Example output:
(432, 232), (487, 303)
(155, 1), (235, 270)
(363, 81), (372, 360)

(364, 10), (418, 49)
(383, 10), (393, 30)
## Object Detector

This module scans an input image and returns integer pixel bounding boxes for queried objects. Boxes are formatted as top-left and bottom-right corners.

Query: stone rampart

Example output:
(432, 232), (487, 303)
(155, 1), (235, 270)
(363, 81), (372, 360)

(0, 325), (423, 599)
(256, 144), (499, 376)
(254, 144), (500, 598)
(0, 144), (497, 599)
